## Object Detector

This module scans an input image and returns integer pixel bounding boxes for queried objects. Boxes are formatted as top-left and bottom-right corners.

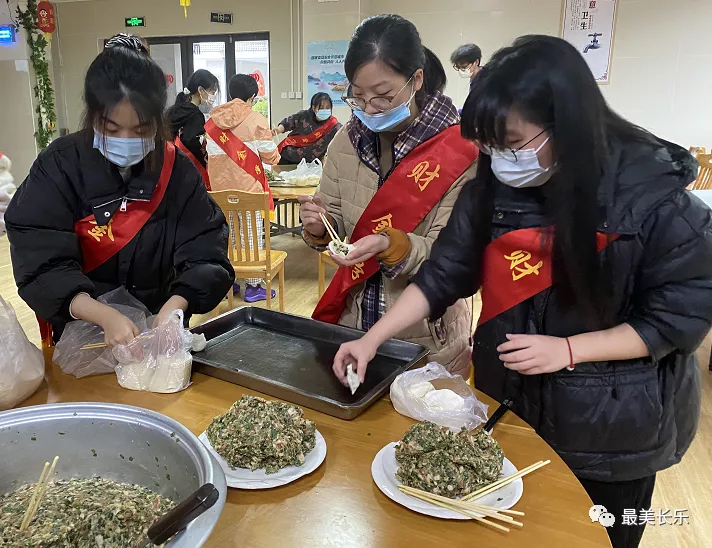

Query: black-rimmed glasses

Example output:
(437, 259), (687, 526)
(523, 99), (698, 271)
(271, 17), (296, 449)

(342, 75), (414, 113)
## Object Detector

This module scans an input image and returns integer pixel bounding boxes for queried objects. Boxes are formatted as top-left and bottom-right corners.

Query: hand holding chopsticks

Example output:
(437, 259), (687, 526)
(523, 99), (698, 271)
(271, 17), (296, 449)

(319, 212), (341, 244)
(19, 456), (59, 531)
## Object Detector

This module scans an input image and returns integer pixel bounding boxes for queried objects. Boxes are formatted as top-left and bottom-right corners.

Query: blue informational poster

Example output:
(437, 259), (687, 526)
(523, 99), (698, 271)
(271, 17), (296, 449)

(307, 41), (350, 107)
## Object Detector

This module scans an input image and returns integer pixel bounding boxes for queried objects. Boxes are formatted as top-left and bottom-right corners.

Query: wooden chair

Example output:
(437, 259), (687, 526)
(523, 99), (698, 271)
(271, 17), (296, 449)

(689, 153), (712, 190)
(210, 190), (286, 312)
(318, 250), (337, 298)
(689, 146), (707, 158)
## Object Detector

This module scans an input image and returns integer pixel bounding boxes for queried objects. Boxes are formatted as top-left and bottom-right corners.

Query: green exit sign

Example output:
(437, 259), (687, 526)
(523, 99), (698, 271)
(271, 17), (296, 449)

(124, 16), (146, 28)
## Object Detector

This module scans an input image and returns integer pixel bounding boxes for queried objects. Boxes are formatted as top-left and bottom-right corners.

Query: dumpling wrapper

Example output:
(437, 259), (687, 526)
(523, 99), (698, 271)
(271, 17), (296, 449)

(328, 240), (356, 259)
(191, 333), (207, 352)
(346, 364), (360, 395)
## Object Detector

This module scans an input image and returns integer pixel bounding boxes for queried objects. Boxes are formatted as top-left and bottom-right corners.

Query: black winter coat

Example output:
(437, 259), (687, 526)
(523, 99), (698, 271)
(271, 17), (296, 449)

(6, 132), (234, 338)
(413, 136), (712, 482)
(166, 101), (207, 167)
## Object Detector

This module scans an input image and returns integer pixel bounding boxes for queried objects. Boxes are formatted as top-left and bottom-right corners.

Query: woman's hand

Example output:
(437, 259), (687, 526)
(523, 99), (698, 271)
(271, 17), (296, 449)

(497, 334), (571, 375)
(333, 335), (379, 385)
(100, 308), (140, 348)
(298, 195), (328, 238)
(272, 125), (286, 137)
(330, 234), (390, 267)
(153, 295), (189, 328)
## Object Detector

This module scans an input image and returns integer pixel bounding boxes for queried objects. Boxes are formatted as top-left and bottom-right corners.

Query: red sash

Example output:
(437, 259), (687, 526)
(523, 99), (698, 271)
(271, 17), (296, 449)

(204, 119), (273, 210)
(175, 135), (211, 191)
(278, 116), (339, 152)
(478, 227), (618, 325)
(312, 125), (478, 324)
(74, 141), (176, 273)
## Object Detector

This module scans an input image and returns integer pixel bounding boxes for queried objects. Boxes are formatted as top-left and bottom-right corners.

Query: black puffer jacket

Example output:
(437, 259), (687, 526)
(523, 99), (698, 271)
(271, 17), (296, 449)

(166, 101), (207, 167)
(413, 136), (712, 482)
(6, 131), (234, 338)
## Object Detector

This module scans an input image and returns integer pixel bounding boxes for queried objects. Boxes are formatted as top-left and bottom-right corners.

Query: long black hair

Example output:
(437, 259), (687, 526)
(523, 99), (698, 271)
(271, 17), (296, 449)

(82, 34), (167, 167)
(174, 69), (219, 105)
(311, 92), (332, 110)
(344, 14), (446, 109)
(461, 35), (654, 326)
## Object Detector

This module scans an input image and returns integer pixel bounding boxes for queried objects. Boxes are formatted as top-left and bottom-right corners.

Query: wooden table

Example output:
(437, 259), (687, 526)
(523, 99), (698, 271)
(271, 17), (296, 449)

(270, 185), (316, 237)
(23, 355), (612, 548)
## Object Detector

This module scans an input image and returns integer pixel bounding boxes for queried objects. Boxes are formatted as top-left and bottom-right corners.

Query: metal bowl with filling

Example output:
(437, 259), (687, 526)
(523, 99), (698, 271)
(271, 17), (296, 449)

(0, 402), (227, 547)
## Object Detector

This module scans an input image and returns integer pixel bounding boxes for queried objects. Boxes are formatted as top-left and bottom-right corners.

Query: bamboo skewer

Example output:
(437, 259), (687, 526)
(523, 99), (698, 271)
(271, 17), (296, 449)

(462, 460), (550, 502)
(19, 456), (59, 531)
(398, 485), (523, 527)
(80, 335), (151, 351)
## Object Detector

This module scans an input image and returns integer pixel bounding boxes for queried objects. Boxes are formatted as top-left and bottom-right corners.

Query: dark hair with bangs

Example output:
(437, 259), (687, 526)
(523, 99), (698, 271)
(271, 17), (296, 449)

(174, 69), (220, 105)
(461, 35), (653, 327)
(311, 92), (332, 110)
(229, 73), (258, 101)
(450, 44), (482, 67)
(344, 14), (446, 109)
(82, 34), (168, 169)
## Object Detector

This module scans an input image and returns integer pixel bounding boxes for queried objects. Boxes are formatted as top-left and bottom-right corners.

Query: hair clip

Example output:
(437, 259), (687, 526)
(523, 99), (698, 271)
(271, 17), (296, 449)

(105, 33), (148, 54)
(183, 88), (191, 95)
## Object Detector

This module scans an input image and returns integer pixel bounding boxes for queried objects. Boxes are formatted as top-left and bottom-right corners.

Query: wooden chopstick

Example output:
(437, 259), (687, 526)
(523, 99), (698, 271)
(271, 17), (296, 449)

(399, 487), (511, 532)
(20, 456), (59, 531)
(80, 334), (151, 351)
(399, 485), (523, 526)
(319, 212), (341, 243)
(462, 460), (550, 503)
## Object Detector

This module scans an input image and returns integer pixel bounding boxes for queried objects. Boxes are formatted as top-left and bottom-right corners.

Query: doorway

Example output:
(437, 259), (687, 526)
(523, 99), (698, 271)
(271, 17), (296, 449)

(145, 33), (271, 121)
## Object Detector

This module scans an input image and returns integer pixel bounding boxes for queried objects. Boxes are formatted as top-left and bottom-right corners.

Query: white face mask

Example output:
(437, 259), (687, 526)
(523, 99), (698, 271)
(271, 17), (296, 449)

(489, 136), (553, 188)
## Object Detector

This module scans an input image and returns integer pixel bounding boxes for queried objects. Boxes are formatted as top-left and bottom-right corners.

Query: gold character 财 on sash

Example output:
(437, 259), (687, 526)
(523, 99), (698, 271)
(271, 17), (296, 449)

(407, 161), (441, 192)
(505, 250), (543, 281)
(219, 132), (230, 144)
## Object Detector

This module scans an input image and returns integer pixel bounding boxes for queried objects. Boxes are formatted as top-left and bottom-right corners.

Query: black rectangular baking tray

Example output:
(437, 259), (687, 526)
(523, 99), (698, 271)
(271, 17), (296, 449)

(191, 307), (429, 420)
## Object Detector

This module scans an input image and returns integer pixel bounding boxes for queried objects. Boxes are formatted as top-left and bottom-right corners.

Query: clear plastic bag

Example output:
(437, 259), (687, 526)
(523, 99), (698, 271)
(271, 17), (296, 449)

(280, 158), (322, 186)
(0, 296), (45, 410)
(113, 310), (193, 393)
(53, 288), (151, 378)
(390, 362), (489, 431)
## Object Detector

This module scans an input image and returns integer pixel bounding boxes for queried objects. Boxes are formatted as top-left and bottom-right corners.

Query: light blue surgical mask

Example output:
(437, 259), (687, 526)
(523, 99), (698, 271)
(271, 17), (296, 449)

(93, 130), (155, 168)
(352, 91), (415, 133)
(315, 109), (331, 122)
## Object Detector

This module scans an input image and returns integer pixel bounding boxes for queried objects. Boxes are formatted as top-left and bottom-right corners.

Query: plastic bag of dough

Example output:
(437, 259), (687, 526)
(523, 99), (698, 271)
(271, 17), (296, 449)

(113, 310), (193, 393)
(280, 158), (323, 186)
(0, 295), (45, 410)
(53, 287), (151, 378)
(390, 362), (489, 431)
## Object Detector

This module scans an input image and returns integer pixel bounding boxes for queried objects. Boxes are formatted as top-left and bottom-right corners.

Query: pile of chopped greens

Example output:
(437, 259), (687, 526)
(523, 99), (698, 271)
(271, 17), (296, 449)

(395, 421), (504, 499)
(0, 477), (174, 547)
(206, 395), (316, 474)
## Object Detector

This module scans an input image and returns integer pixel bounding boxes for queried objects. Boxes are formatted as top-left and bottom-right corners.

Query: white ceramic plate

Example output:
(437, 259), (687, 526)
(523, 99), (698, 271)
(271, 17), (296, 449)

(371, 442), (523, 520)
(199, 430), (327, 489)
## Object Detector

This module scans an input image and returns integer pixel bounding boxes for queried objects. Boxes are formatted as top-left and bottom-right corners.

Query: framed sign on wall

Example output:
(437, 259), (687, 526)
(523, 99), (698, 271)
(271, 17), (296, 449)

(561, 0), (618, 84)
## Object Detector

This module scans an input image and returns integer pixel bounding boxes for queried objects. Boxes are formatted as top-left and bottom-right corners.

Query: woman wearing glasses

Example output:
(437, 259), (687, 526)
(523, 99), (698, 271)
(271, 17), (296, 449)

(298, 14), (479, 378)
(333, 35), (712, 548)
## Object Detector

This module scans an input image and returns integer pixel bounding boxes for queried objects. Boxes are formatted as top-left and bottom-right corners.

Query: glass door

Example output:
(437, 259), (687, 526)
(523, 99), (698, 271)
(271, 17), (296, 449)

(235, 39), (271, 122)
(191, 39), (228, 105)
(145, 38), (188, 107)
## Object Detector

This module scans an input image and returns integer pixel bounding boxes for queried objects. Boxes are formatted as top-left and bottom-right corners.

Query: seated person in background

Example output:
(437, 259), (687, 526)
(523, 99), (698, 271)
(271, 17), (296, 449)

(206, 73), (280, 303)
(273, 92), (342, 165)
(451, 43), (482, 91)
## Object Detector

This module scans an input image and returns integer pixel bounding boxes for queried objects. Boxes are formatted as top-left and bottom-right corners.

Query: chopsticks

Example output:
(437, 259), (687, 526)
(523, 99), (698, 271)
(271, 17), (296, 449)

(80, 335), (150, 351)
(20, 456), (59, 531)
(461, 459), (550, 502)
(398, 459), (550, 533)
(319, 212), (341, 244)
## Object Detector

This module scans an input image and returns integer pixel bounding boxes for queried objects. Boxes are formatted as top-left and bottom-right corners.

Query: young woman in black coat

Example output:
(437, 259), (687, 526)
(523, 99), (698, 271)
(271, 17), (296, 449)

(333, 35), (712, 548)
(6, 34), (234, 347)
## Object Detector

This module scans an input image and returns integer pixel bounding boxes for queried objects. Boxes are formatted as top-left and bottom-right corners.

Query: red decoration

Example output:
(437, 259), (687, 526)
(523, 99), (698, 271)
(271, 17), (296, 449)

(249, 70), (266, 97)
(37, 1), (56, 36)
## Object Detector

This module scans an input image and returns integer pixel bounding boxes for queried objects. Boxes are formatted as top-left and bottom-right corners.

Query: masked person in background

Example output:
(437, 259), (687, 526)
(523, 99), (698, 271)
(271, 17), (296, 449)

(273, 92), (342, 164)
(206, 73), (280, 303)
(6, 34), (234, 347)
(333, 35), (712, 548)
(166, 69), (219, 188)
(298, 15), (479, 377)
(450, 43), (482, 91)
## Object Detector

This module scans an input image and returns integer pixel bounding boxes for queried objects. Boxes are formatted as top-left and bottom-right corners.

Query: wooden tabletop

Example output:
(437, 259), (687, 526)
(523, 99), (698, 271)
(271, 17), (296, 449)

(271, 185), (317, 201)
(23, 354), (611, 548)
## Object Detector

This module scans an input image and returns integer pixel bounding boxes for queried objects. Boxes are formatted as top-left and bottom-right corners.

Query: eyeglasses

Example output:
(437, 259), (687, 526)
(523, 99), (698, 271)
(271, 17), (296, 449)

(342, 75), (414, 113)
(454, 64), (473, 75)
(479, 129), (548, 162)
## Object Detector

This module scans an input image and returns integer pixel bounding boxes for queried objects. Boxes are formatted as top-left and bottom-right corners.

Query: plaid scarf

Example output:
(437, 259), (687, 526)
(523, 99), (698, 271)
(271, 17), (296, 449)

(346, 92), (461, 330)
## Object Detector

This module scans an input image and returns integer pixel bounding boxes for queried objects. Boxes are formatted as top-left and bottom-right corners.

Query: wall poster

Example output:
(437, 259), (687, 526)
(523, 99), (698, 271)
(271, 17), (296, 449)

(307, 41), (349, 106)
(561, 0), (618, 83)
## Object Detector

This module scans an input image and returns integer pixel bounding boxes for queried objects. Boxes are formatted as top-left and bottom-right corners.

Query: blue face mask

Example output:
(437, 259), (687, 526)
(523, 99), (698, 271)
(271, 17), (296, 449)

(315, 109), (332, 122)
(93, 130), (155, 168)
(352, 92), (415, 133)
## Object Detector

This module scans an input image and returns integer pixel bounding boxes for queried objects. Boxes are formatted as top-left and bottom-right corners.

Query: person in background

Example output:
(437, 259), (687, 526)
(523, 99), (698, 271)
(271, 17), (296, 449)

(206, 73), (280, 303)
(6, 34), (234, 346)
(166, 69), (219, 187)
(450, 43), (482, 90)
(273, 92), (342, 164)
(298, 15), (479, 377)
(333, 35), (712, 548)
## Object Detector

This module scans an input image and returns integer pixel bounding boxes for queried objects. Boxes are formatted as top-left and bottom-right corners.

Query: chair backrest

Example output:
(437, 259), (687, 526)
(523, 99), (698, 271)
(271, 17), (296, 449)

(689, 146), (707, 158)
(689, 153), (712, 190)
(210, 189), (272, 269)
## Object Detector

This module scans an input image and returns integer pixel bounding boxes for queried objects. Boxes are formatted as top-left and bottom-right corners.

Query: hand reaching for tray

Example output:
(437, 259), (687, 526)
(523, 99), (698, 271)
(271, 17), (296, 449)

(333, 337), (378, 387)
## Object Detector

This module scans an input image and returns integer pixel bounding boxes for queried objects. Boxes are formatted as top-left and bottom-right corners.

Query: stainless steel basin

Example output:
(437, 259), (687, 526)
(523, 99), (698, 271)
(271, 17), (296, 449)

(0, 402), (227, 547)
